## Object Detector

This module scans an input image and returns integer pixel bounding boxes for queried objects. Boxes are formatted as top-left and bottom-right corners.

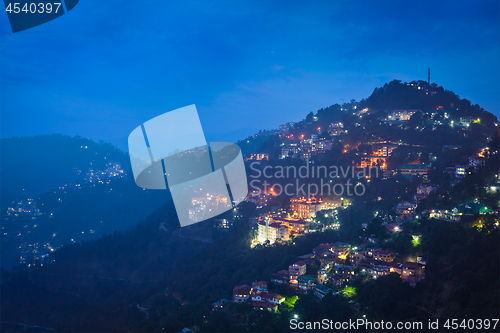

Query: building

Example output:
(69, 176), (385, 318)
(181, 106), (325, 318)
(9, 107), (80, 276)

(372, 143), (397, 157)
(313, 245), (332, 259)
(212, 298), (230, 309)
(401, 262), (425, 285)
(349, 251), (365, 266)
(332, 265), (357, 280)
(359, 156), (387, 170)
(289, 261), (307, 286)
(271, 270), (289, 284)
(360, 258), (403, 278)
(455, 165), (467, 179)
(252, 302), (277, 312)
(279, 122), (296, 133)
(427, 209), (461, 222)
(257, 220), (289, 244)
(272, 216), (309, 235)
(459, 116), (473, 127)
(298, 275), (317, 293)
(280, 142), (300, 159)
(468, 156), (485, 170)
(416, 184), (436, 196)
(328, 123), (344, 136)
(399, 164), (429, 178)
(214, 219), (233, 230)
(453, 202), (494, 216)
(252, 281), (268, 293)
(397, 201), (416, 219)
(371, 249), (396, 262)
(415, 184), (436, 203)
(327, 275), (346, 288)
(332, 242), (351, 259)
(318, 140), (333, 151)
(313, 284), (336, 299)
(387, 109), (419, 121)
(317, 268), (328, 284)
(383, 223), (402, 233)
(233, 285), (252, 302)
(247, 153), (269, 161)
(290, 196), (324, 219)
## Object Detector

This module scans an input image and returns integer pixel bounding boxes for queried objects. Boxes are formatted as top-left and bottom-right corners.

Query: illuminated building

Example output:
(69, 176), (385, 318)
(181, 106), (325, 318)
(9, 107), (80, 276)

(371, 249), (396, 262)
(401, 262), (425, 285)
(276, 217), (309, 234)
(257, 219), (289, 244)
(290, 196), (323, 219)
(398, 164), (429, 178)
(298, 275), (317, 293)
(247, 153), (269, 161)
(328, 122), (344, 136)
(288, 261), (306, 287)
(332, 242), (351, 259)
(454, 165), (466, 179)
(387, 109), (419, 121)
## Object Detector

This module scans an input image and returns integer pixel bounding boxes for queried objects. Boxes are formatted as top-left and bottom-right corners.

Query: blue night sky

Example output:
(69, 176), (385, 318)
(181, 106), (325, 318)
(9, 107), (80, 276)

(1, 0), (499, 150)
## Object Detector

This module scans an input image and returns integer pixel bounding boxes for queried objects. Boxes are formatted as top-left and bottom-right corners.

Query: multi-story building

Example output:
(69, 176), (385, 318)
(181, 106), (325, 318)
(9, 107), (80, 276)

(257, 220), (289, 244)
(371, 249), (396, 262)
(360, 258), (402, 278)
(271, 270), (289, 284)
(298, 275), (317, 293)
(313, 284), (336, 299)
(252, 281), (268, 293)
(399, 164), (429, 178)
(332, 242), (351, 259)
(274, 217), (309, 235)
(396, 201), (416, 216)
(328, 123), (344, 136)
(214, 219), (233, 230)
(387, 109), (419, 121)
(290, 196), (323, 219)
(455, 165), (467, 179)
(469, 156), (485, 170)
(401, 262), (426, 285)
(318, 139), (333, 151)
(280, 142), (300, 159)
(289, 261), (307, 286)
(349, 251), (365, 266)
(247, 153), (269, 161)
(360, 156), (387, 170)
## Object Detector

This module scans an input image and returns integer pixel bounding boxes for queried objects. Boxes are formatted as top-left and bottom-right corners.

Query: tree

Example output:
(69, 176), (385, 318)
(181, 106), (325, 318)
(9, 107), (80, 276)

(305, 112), (314, 123)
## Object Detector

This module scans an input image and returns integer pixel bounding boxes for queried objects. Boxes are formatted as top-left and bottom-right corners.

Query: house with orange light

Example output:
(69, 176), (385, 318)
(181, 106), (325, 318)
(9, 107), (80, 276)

(233, 285), (252, 302)
(290, 196), (323, 218)
(371, 249), (396, 262)
(401, 262), (426, 285)
(288, 261), (307, 287)
(398, 164), (429, 179)
(397, 201), (416, 219)
(246, 153), (269, 161)
(332, 242), (351, 259)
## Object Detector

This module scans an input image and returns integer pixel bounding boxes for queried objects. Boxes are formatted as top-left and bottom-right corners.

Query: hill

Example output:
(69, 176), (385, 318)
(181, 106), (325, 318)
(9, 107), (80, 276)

(0, 135), (170, 270)
(1, 81), (498, 332)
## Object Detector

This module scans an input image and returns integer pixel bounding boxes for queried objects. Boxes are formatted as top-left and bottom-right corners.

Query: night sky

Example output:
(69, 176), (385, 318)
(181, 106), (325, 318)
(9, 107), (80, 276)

(1, 0), (499, 150)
